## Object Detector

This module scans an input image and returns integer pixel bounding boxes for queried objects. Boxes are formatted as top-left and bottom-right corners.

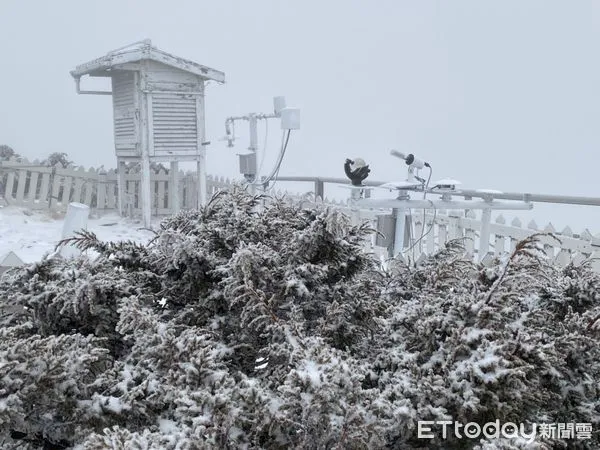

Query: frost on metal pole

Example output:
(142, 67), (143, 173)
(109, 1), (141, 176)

(70, 40), (225, 224)
(60, 202), (90, 258)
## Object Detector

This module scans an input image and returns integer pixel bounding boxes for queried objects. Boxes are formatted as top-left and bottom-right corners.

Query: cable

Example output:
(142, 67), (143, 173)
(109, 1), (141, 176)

(408, 207), (416, 262)
(262, 130), (291, 191)
(418, 165), (434, 254)
(406, 165), (434, 258)
(256, 118), (269, 178)
(263, 132), (289, 193)
(405, 201), (437, 255)
(424, 165), (433, 194)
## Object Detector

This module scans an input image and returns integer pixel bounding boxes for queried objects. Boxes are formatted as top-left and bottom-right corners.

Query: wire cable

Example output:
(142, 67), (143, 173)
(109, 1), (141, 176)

(263, 130), (291, 192)
(406, 200), (437, 255)
(417, 165), (434, 254)
(406, 165), (434, 258)
(256, 118), (269, 180)
(267, 131), (290, 190)
(408, 207), (416, 262)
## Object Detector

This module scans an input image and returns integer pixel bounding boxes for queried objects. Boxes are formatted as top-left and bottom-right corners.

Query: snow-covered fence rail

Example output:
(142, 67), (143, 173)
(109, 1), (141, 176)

(318, 204), (600, 271)
(2, 162), (599, 270)
(274, 176), (600, 271)
(403, 210), (600, 271)
(0, 157), (236, 214)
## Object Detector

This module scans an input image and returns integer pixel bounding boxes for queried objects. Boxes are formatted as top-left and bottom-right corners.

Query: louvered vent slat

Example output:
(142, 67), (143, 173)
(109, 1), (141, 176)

(152, 93), (197, 154)
(112, 73), (137, 150)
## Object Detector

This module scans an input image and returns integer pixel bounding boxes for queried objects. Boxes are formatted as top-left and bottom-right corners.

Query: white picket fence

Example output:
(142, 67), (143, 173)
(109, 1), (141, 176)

(307, 202), (600, 272)
(406, 209), (600, 270)
(0, 157), (234, 214)
(1, 157), (599, 271)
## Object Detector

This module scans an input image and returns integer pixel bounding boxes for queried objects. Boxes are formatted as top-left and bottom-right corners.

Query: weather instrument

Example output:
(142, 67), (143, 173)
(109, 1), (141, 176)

(351, 149), (534, 260)
(344, 158), (371, 186)
(224, 96), (300, 193)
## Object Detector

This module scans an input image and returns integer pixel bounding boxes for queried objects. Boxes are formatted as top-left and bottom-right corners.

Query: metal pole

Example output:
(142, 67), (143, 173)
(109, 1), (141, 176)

(393, 207), (406, 256)
(248, 114), (258, 195)
(350, 188), (362, 225)
(479, 208), (492, 261)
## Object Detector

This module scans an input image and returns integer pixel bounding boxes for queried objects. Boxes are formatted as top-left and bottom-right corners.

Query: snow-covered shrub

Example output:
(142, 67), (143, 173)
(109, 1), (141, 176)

(0, 188), (598, 449)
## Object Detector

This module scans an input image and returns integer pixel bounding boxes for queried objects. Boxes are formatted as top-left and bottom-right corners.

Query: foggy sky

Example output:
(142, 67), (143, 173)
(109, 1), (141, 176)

(1, 1), (599, 231)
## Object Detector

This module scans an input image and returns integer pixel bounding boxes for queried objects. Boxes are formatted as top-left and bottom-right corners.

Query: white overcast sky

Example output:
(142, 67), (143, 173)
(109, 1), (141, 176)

(1, 1), (599, 231)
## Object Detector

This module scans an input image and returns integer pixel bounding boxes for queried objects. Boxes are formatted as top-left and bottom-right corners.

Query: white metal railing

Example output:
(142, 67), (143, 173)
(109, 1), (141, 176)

(1, 162), (599, 271)
(273, 176), (600, 272)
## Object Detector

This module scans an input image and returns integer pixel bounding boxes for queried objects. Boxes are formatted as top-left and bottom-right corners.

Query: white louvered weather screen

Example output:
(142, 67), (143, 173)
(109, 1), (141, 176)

(112, 72), (138, 156)
(151, 93), (198, 156)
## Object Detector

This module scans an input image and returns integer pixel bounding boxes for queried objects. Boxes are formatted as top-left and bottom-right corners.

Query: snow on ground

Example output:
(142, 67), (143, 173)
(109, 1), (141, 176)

(0, 206), (157, 263)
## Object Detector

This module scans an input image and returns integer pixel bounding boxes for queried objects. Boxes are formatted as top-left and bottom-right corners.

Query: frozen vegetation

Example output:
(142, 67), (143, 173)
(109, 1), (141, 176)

(0, 188), (599, 449)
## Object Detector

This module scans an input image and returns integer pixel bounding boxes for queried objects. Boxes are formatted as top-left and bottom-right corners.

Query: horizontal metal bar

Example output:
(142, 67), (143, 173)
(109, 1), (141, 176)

(355, 199), (534, 210)
(458, 189), (600, 207)
(274, 176), (600, 207)
(275, 175), (386, 186)
(78, 90), (112, 95)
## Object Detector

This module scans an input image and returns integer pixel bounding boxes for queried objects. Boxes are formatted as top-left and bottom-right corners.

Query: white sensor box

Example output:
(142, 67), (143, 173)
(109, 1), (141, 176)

(273, 96), (286, 116)
(280, 107), (300, 130)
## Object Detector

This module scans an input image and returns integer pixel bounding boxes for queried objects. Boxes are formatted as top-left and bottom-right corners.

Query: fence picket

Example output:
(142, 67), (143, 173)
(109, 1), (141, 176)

(27, 171), (39, 203)
(60, 174), (73, 206)
(494, 215), (506, 255)
(38, 172), (51, 208)
(556, 226), (573, 266)
(1, 162), (599, 272)
(426, 217), (435, 254)
(543, 223), (556, 259)
(448, 210), (462, 241)
(591, 234), (600, 272)
(72, 167), (86, 204)
(464, 210), (477, 256)
(15, 169), (27, 203)
(510, 218), (522, 252)
(96, 171), (107, 209)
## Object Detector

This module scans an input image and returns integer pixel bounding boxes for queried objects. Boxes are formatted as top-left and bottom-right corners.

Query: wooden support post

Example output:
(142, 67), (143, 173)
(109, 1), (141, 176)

(196, 91), (207, 208)
(170, 161), (180, 214)
(140, 156), (151, 227)
(197, 159), (206, 209)
(117, 159), (126, 216)
(139, 71), (152, 227)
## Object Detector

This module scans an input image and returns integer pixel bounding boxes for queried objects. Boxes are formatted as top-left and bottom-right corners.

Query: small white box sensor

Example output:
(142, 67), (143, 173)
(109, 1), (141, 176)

(273, 96), (286, 117)
(280, 107), (300, 130)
